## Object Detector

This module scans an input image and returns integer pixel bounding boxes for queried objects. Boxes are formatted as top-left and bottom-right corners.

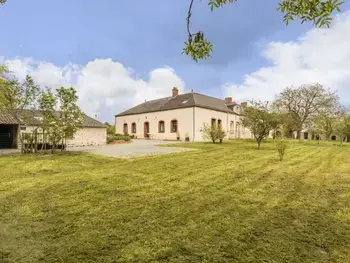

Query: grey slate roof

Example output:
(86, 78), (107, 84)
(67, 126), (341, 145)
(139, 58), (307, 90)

(0, 109), (106, 128)
(116, 92), (238, 117)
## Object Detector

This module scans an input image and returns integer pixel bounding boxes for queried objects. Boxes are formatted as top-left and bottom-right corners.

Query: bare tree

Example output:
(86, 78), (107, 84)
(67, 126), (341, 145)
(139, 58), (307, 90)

(274, 84), (338, 139)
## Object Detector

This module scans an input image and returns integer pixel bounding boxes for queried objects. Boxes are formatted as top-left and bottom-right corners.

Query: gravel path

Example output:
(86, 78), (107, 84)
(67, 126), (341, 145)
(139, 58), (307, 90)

(67, 140), (194, 158)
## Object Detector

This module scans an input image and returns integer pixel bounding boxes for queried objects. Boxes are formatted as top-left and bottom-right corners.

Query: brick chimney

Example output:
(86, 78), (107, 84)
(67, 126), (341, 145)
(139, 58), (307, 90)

(241, 102), (248, 108)
(172, 87), (179, 97)
(225, 97), (232, 104)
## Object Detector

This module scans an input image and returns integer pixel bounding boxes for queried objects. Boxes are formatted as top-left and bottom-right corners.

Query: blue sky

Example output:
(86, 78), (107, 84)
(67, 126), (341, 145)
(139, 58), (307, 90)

(1, 0), (350, 122)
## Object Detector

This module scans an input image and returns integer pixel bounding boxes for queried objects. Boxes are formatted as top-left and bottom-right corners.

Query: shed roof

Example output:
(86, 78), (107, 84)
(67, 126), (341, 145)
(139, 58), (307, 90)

(0, 109), (106, 128)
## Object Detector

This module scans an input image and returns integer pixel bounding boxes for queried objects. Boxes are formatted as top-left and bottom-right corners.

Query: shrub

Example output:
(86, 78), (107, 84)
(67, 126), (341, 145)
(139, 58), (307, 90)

(201, 123), (226, 144)
(217, 125), (226, 143)
(107, 135), (115, 143)
(107, 134), (131, 143)
(275, 139), (288, 161)
(106, 125), (115, 135)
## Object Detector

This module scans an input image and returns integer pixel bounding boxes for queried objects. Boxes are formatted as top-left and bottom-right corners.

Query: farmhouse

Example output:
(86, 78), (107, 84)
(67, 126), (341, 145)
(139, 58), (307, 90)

(115, 88), (253, 142)
(0, 109), (107, 149)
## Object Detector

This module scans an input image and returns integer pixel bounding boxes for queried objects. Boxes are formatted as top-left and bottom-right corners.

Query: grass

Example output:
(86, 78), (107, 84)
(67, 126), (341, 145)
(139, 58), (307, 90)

(0, 140), (350, 263)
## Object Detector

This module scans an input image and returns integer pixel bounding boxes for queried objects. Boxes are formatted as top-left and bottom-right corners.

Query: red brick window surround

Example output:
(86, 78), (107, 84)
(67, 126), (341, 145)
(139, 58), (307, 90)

(131, 123), (136, 133)
(158, 121), (165, 133)
(171, 120), (178, 133)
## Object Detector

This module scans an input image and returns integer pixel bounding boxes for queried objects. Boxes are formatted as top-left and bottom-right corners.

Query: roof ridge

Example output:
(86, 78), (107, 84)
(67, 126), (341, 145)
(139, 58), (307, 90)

(193, 92), (225, 101)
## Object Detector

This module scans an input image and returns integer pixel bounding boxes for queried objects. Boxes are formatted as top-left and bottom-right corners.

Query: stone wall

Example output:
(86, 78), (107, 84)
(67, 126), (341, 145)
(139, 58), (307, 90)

(67, 128), (107, 147)
(19, 126), (107, 148)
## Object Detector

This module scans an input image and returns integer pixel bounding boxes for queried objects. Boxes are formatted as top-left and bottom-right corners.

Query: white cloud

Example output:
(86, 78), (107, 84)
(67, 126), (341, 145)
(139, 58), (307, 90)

(0, 57), (185, 122)
(224, 11), (350, 106)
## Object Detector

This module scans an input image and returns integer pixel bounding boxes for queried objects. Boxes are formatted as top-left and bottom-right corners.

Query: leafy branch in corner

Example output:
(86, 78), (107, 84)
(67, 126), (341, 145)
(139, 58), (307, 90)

(184, 0), (344, 62)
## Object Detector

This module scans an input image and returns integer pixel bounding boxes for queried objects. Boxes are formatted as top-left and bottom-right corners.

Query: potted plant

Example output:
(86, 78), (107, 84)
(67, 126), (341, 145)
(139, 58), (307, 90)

(176, 131), (180, 141)
(185, 132), (190, 142)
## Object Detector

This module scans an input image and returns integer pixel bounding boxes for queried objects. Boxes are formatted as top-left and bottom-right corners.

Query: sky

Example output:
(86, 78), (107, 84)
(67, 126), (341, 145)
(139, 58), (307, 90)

(1, 0), (350, 123)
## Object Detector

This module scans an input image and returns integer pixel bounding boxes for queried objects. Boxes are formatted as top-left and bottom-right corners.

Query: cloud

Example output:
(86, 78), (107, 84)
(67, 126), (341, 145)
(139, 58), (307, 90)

(0, 57), (185, 122)
(223, 11), (350, 106)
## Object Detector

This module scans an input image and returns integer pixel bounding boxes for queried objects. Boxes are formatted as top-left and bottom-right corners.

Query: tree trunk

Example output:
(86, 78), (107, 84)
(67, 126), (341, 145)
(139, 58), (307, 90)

(257, 140), (261, 150)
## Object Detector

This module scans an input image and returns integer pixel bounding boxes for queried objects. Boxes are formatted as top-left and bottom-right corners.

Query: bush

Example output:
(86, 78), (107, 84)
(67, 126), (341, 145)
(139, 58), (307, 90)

(275, 139), (288, 161)
(201, 123), (226, 144)
(107, 134), (131, 143)
(107, 125), (115, 135)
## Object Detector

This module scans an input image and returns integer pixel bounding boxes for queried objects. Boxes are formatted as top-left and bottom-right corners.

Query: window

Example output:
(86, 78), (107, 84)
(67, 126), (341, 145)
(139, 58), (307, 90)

(123, 123), (128, 135)
(158, 121), (165, 133)
(171, 120), (178, 133)
(218, 119), (222, 128)
(230, 121), (234, 133)
(211, 118), (216, 127)
(131, 123), (136, 134)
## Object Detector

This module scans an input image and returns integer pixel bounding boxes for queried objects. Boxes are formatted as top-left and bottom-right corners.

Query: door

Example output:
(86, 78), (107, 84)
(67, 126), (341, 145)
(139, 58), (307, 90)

(0, 133), (12, 148)
(144, 122), (149, 138)
(123, 123), (128, 135)
(236, 122), (241, 138)
(0, 125), (14, 149)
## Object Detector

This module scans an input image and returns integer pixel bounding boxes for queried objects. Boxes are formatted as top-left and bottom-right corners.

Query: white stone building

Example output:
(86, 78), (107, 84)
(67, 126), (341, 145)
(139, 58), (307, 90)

(115, 88), (252, 142)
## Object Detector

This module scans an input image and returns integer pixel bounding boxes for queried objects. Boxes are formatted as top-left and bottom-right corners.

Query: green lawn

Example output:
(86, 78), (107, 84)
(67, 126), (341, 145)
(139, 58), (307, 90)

(0, 140), (350, 263)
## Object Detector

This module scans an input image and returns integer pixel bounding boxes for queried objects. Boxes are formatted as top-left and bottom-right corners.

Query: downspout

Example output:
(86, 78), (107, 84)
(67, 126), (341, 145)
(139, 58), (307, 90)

(192, 106), (195, 142)
(226, 112), (229, 140)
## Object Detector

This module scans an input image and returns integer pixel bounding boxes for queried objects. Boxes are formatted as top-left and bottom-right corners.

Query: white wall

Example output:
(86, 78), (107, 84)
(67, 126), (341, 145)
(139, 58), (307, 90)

(193, 107), (252, 141)
(115, 107), (253, 142)
(193, 107), (232, 141)
(115, 107), (194, 141)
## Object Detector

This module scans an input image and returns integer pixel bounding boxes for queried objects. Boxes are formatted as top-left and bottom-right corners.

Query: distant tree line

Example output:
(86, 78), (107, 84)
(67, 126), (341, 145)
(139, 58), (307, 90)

(242, 83), (350, 150)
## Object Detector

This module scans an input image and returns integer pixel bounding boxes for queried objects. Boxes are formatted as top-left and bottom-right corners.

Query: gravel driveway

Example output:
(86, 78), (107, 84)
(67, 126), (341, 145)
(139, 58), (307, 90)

(68, 139), (194, 158)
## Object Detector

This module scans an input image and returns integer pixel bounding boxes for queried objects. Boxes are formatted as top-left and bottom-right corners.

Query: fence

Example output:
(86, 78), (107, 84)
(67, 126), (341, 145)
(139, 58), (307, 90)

(21, 132), (66, 151)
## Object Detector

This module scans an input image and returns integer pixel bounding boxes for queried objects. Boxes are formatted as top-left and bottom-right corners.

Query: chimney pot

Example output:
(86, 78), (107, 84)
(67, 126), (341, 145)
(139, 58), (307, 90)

(172, 87), (179, 97)
(225, 97), (233, 104)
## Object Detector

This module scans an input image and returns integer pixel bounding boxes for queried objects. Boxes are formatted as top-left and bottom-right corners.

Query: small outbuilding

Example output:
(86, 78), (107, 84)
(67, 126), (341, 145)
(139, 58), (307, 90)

(0, 109), (107, 149)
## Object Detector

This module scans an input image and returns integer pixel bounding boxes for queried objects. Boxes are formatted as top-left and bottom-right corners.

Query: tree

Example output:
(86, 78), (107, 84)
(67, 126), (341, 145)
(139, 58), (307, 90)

(313, 111), (338, 141)
(0, 64), (40, 152)
(38, 87), (84, 152)
(0, 65), (39, 111)
(105, 122), (116, 135)
(274, 84), (338, 139)
(333, 112), (350, 146)
(0, 0), (6, 4)
(242, 101), (278, 150)
(184, 0), (343, 61)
